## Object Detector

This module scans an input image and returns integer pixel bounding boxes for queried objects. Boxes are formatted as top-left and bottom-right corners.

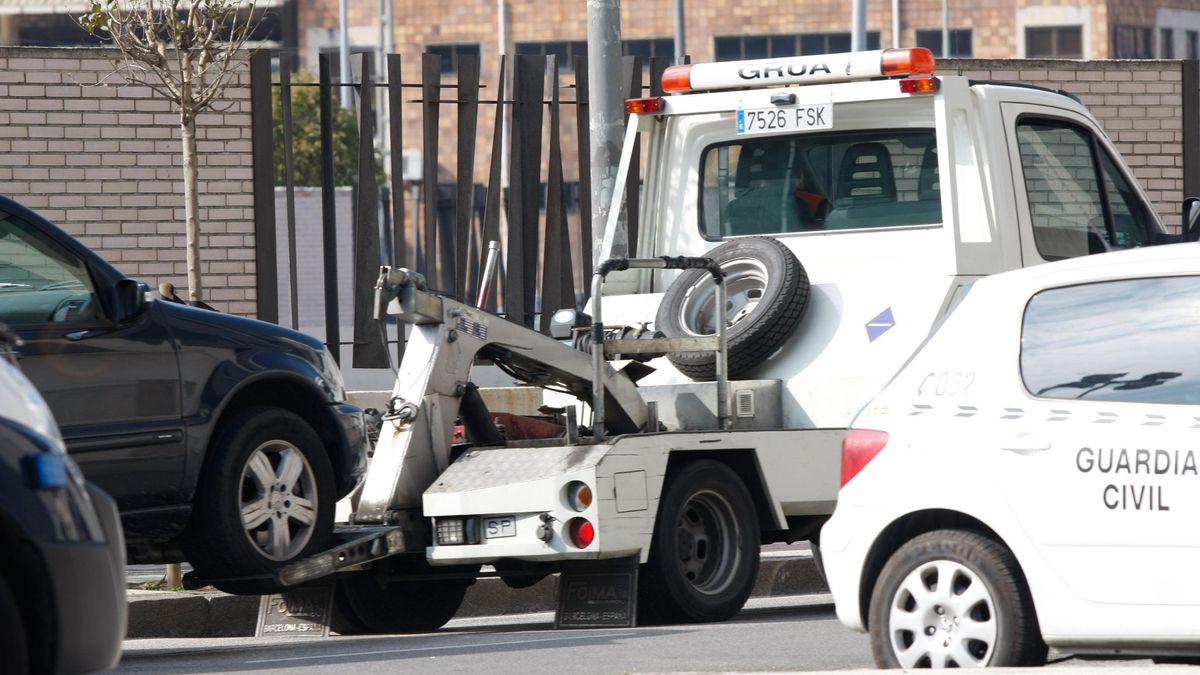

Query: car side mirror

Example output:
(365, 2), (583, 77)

(1184, 197), (1200, 242)
(111, 279), (147, 323)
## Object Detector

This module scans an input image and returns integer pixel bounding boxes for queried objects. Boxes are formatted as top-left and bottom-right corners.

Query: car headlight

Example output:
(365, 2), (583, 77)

(2, 360), (66, 454)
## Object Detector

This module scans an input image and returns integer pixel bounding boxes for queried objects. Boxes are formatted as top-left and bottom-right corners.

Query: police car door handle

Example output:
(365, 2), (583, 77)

(999, 434), (1051, 455)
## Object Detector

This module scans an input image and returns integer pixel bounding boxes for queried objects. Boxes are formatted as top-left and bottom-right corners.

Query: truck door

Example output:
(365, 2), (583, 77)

(1000, 103), (1160, 267)
(999, 274), (1200, 607)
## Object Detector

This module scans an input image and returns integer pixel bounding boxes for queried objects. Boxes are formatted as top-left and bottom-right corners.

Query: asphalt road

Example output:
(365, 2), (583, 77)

(115, 593), (1187, 674)
(116, 595), (872, 674)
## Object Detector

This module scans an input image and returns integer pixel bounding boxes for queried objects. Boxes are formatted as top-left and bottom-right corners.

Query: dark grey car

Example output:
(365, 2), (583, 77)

(0, 195), (369, 590)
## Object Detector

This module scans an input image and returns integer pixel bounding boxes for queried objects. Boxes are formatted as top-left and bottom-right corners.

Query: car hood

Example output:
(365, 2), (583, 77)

(153, 299), (328, 352)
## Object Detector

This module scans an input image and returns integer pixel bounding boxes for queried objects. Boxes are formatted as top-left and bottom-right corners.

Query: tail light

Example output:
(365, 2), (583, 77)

(566, 517), (595, 548)
(564, 481), (593, 512)
(625, 97), (664, 114)
(899, 77), (940, 95)
(841, 428), (889, 487)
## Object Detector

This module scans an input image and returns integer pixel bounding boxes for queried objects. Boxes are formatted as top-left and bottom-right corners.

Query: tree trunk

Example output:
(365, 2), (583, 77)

(181, 113), (203, 303)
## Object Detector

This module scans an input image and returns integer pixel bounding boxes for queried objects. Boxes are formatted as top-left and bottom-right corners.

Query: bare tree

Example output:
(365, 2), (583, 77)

(79, 0), (262, 304)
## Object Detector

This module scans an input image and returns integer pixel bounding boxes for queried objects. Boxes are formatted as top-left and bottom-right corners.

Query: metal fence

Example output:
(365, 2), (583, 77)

(250, 50), (673, 370)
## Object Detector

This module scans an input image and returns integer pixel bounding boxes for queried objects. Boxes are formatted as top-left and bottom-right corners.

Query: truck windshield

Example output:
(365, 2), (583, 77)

(699, 129), (942, 240)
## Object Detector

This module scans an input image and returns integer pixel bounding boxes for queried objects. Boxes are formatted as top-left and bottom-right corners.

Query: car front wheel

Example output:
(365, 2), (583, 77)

(183, 406), (335, 591)
(868, 529), (1046, 669)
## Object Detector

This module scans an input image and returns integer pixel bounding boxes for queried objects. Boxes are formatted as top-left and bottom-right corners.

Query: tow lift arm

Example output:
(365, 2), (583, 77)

(353, 267), (649, 526)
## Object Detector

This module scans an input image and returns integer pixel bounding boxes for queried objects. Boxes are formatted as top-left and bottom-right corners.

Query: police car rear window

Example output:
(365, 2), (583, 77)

(1021, 276), (1200, 405)
(698, 129), (942, 240)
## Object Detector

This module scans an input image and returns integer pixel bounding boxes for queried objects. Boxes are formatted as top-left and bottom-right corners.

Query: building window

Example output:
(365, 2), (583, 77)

(623, 38), (675, 63)
(1112, 25), (1152, 59)
(714, 32), (879, 62)
(1161, 27), (1175, 58)
(915, 28), (973, 57)
(1189, 30), (1199, 59)
(426, 43), (481, 74)
(515, 40), (587, 71)
(1025, 26), (1083, 58)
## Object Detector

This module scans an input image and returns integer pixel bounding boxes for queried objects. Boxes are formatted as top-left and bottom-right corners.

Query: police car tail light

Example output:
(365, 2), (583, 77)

(661, 64), (692, 93)
(625, 97), (664, 114)
(881, 47), (936, 77)
(841, 429), (889, 487)
(899, 77), (940, 95)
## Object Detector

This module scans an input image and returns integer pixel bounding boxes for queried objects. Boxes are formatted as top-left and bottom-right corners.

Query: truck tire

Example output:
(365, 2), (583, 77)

(183, 407), (336, 593)
(638, 460), (759, 624)
(0, 577), (29, 675)
(332, 569), (473, 634)
(655, 237), (809, 381)
(868, 530), (1047, 669)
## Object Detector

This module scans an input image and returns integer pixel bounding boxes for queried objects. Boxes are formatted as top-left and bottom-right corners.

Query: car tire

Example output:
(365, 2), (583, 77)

(331, 566), (474, 634)
(868, 529), (1047, 669)
(0, 577), (29, 675)
(655, 236), (809, 381)
(183, 406), (335, 591)
(638, 460), (759, 624)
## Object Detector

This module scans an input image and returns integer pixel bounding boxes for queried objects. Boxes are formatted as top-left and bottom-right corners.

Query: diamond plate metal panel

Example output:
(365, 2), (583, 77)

(427, 445), (610, 493)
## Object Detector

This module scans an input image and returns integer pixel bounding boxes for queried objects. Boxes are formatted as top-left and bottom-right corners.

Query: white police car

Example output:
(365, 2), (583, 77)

(820, 241), (1200, 667)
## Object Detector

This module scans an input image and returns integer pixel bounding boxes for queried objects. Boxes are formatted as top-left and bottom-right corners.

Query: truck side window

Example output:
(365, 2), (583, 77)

(0, 212), (102, 325)
(1016, 118), (1152, 260)
(1021, 276), (1200, 404)
(699, 130), (941, 240)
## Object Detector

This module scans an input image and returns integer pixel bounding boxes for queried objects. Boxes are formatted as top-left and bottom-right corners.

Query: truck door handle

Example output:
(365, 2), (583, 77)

(999, 434), (1051, 455)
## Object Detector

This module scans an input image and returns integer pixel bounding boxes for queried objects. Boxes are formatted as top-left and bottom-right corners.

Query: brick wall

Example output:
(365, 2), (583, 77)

(0, 47), (257, 316)
(942, 57), (1185, 224)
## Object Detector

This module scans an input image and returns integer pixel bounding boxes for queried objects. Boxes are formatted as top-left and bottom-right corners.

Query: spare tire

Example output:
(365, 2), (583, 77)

(655, 237), (809, 381)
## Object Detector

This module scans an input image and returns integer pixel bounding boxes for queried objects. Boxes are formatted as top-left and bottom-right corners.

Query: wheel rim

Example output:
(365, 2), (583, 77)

(673, 489), (742, 596)
(238, 441), (319, 561)
(676, 257), (769, 336)
(888, 559), (997, 668)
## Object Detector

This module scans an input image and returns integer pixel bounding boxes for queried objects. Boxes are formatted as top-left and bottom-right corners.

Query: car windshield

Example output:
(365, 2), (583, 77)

(699, 129), (942, 239)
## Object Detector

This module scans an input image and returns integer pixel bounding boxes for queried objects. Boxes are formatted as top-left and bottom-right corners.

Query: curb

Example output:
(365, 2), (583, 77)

(125, 552), (829, 638)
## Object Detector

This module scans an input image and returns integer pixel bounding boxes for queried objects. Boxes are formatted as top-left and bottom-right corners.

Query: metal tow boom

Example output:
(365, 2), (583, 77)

(354, 266), (649, 526)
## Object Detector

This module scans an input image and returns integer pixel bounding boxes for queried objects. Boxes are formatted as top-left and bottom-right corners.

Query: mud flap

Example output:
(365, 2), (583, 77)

(256, 585), (334, 637)
(554, 557), (639, 628)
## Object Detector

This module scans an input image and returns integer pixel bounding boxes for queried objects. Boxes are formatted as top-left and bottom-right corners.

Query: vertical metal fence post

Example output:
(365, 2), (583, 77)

(318, 54), (341, 364)
(353, 53), (387, 367)
(574, 55), (592, 308)
(456, 54), (481, 302)
(421, 54), (442, 281)
(250, 50), (278, 323)
(482, 56), (507, 314)
(280, 57), (300, 330)
(543, 55), (573, 322)
(621, 55), (642, 257)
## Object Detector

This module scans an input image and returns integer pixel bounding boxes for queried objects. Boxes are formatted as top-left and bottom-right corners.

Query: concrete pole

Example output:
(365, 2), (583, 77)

(851, 0), (867, 52)
(892, 0), (901, 48)
(673, 0), (686, 63)
(379, 0), (393, 175)
(339, 0), (353, 108)
(588, 0), (625, 261)
(942, 0), (950, 57)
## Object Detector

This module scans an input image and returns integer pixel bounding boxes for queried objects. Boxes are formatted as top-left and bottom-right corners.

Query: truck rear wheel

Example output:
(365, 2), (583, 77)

(638, 460), (759, 624)
(332, 564), (475, 634)
(655, 237), (809, 381)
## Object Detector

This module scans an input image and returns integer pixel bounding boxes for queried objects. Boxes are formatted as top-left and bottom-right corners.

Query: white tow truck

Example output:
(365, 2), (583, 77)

(269, 47), (1182, 632)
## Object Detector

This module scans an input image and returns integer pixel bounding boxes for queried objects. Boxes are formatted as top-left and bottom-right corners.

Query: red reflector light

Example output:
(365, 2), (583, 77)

(567, 517), (595, 548)
(841, 429), (889, 487)
(661, 64), (692, 93)
(899, 77), (940, 95)
(880, 47), (936, 77)
(624, 97), (664, 114)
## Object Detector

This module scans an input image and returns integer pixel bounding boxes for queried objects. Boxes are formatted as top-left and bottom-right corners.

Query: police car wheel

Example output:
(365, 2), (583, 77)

(655, 236), (809, 381)
(638, 460), (759, 624)
(868, 530), (1047, 669)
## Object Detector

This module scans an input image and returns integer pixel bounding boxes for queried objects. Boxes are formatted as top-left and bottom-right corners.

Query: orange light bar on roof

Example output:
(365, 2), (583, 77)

(881, 47), (936, 77)
(661, 48), (938, 93)
(661, 65), (692, 93)
(625, 97), (664, 114)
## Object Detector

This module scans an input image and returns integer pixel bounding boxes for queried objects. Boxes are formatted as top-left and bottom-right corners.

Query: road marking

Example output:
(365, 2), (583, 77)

(244, 631), (638, 664)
